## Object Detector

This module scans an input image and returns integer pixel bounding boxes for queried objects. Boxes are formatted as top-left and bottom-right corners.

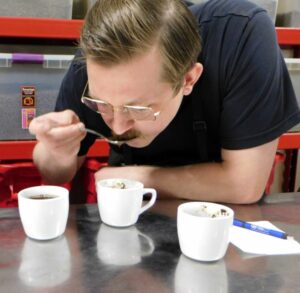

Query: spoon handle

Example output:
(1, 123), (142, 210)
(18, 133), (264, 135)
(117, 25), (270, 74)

(85, 128), (106, 139)
(85, 128), (123, 146)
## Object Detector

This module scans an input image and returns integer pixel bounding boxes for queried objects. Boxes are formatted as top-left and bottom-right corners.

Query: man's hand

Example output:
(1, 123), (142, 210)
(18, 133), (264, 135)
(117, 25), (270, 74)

(29, 110), (87, 183)
(29, 110), (86, 161)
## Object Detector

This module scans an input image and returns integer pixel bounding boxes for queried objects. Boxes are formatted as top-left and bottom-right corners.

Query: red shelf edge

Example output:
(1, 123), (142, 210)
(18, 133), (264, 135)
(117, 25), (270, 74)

(278, 133), (300, 150)
(0, 139), (109, 161)
(0, 17), (300, 45)
(0, 133), (298, 161)
(276, 27), (300, 45)
(0, 17), (83, 40)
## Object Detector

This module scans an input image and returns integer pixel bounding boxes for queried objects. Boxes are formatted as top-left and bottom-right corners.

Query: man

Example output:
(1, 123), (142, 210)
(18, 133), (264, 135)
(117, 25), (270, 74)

(29, 0), (300, 203)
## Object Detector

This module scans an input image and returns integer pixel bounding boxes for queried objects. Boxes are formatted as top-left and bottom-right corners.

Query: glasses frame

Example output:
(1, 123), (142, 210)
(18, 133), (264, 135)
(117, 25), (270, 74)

(81, 83), (161, 121)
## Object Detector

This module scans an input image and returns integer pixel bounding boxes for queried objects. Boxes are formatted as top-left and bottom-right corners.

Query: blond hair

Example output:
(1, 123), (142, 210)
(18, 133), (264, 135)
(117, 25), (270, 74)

(80, 0), (201, 92)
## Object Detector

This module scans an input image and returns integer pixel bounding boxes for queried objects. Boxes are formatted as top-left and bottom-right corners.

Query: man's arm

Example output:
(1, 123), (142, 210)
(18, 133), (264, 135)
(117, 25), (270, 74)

(95, 138), (278, 204)
(30, 110), (87, 184)
(33, 142), (86, 184)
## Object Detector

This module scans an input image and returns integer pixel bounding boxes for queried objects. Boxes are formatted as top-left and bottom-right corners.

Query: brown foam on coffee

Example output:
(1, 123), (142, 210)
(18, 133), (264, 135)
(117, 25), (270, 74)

(29, 195), (58, 200)
(110, 181), (126, 189)
(191, 205), (230, 218)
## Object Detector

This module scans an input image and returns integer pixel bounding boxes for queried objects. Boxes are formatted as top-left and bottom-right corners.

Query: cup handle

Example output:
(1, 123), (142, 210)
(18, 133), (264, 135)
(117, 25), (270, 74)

(138, 232), (155, 257)
(139, 188), (157, 215)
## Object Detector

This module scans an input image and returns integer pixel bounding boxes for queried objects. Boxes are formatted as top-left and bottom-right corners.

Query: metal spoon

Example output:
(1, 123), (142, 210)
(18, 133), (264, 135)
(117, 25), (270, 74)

(85, 128), (125, 146)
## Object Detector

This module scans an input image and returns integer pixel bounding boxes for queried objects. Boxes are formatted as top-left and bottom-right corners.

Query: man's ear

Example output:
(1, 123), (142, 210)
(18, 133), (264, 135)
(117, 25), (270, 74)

(182, 63), (203, 95)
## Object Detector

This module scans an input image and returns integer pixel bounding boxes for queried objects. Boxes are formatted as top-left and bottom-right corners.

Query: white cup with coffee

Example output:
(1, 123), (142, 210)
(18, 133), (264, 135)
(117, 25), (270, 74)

(96, 178), (157, 227)
(177, 202), (234, 262)
(18, 185), (69, 240)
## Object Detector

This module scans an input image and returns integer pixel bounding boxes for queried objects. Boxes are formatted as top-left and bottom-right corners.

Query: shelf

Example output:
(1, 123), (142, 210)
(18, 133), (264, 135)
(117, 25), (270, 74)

(278, 133), (300, 150)
(0, 17), (83, 40)
(276, 27), (300, 45)
(0, 133), (298, 161)
(0, 17), (299, 160)
(0, 17), (300, 45)
(0, 139), (109, 161)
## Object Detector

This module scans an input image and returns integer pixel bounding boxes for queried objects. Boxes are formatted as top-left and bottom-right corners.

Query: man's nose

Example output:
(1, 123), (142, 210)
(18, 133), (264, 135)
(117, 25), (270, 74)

(110, 110), (134, 135)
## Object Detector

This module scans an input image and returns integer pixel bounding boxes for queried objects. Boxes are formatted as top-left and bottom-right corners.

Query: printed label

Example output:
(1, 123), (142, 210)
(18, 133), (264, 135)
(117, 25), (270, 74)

(22, 108), (36, 129)
(21, 86), (36, 107)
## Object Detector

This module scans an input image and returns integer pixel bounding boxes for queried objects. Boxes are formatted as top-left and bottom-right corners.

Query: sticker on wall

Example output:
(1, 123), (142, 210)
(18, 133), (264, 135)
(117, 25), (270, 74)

(22, 108), (36, 129)
(21, 86), (36, 108)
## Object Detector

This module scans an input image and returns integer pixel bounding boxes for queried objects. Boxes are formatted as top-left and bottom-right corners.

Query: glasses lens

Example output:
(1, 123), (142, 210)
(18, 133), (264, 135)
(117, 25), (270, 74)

(82, 97), (113, 116)
(126, 107), (156, 121)
(81, 93), (157, 121)
(81, 97), (98, 112)
(96, 102), (113, 115)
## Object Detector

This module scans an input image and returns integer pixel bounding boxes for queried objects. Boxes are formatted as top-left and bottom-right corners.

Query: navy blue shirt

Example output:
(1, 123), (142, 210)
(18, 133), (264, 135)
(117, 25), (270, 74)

(55, 0), (300, 166)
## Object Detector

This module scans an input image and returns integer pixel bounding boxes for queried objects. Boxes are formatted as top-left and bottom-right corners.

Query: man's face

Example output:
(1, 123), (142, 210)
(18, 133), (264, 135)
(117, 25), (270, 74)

(86, 47), (184, 148)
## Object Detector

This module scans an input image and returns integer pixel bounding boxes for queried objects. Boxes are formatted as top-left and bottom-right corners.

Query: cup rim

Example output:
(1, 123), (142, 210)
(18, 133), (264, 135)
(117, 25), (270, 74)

(18, 185), (69, 201)
(178, 201), (234, 220)
(97, 178), (144, 190)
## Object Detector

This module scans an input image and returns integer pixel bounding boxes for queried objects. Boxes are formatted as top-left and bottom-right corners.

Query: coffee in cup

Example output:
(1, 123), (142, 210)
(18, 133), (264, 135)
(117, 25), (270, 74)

(28, 195), (58, 200)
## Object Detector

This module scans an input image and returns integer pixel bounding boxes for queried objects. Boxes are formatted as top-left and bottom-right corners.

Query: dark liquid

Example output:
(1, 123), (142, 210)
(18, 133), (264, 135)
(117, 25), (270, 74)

(29, 194), (58, 200)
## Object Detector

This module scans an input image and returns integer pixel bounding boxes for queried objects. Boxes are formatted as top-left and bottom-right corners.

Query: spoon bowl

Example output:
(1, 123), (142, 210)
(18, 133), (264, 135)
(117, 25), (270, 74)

(85, 128), (126, 146)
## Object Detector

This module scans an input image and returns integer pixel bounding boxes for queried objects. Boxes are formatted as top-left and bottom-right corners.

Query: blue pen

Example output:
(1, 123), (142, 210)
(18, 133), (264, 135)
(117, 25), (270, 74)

(233, 218), (288, 240)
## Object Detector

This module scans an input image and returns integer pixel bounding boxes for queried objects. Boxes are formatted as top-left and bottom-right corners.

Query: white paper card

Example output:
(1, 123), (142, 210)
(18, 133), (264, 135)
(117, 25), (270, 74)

(230, 221), (300, 255)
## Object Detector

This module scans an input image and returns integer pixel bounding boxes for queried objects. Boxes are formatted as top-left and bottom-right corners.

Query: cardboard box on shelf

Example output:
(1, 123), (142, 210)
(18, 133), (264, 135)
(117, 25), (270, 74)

(285, 58), (300, 107)
(0, 53), (74, 140)
(0, 0), (73, 19)
(276, 0), (300, 27)
(189, 0), (278, 23)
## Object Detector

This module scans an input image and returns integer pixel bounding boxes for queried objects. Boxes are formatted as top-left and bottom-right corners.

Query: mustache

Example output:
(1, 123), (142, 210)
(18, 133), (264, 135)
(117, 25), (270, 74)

(109, 130), (141, 141)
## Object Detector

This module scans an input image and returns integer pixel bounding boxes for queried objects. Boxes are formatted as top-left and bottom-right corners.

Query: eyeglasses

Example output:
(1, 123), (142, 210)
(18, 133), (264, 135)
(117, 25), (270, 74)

(81, 83), (161, 121)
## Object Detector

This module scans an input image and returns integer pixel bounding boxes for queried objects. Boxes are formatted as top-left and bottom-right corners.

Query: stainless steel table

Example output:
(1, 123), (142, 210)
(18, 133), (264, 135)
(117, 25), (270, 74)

(1, 193), (300, 293)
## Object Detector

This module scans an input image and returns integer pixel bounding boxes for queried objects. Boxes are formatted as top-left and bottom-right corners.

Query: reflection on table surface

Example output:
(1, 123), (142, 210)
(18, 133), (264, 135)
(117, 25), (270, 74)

(1, 193), (300, 293)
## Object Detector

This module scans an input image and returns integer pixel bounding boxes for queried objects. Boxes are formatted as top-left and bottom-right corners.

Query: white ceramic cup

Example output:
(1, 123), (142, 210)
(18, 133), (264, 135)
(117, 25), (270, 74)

(96, 178), (157, 227)
(97, 224), (155, 266)
(177, 202), (234, 262)
(174, 254), (228, 293)
(18, 185), (69, 240)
